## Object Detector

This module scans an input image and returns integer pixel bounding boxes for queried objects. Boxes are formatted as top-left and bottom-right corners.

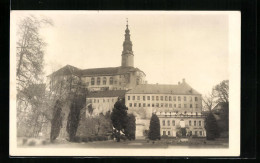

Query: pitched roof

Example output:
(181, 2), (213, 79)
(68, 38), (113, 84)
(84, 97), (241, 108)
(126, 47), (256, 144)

(80, 66), (145, 76)
(86, 90), (127, 98)
(48, 65), (145, 77)
(126, 82), (201, 95)
(47, 65), (81, 77)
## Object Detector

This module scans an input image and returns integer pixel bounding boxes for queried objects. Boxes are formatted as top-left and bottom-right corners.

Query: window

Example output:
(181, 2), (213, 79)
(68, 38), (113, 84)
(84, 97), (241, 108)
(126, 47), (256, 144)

(156, 96), (159, 101)
(190, 96), (192, 102)
(169, 104), (172, 107)
(132, 96), (135, 100)
(156, 103), (159, 107)
(199, 121), (201, 126)
(137, 96), (140, 100)
(134, 103), (137, 107)
(165, 96), (168, 101)
(97, 99), (99, 103)
(184, 96), (186, 101)
(112, 99), (114, 102)
(172, 120), (175, 126)
(178, 104), (181, 108)
(147, 96), (150, 100)
(174, 104), (176, 108)
(148, 104), (150, 107)
(162, 120), (165, 126)
(152, 104), (154, 107)
(143, 96), (145, 101)
(195, 131), (198, 135)
(152, 96), (154, 101)
(129, 103), (132, 107)
(107, 99), (109, 102)
(173, 96), (176, 101)
(128, 96), (130, 100)
(103, 99), (105, 102)
(168, 131), (171, 135)
(165, 103), (168, 107)
(160, 96), (163, 101)
(196, 104), (198, 108)
(139, 103), (141, 107)
(103, 77), (107, 85)
(94, 99), (96, 103)
(169, 96), (172, 101)
(109, 77), (113, 85)
(195, 97), (198, 101)
(163, 131), (166, 135)
(114, 80), (117, 84)
(199, 131), (202, 136)
(194, 121), (197, 126)
(196, 112), (198, 116)
(178, 96), (181, 101)
(91, 77), (95, 85)
(167, 120), (170, 126)
(143, 103), (146, 107)
(97, 77), (101, 85)
(189, 120), (191, 126)
(184, 104), (187, 108)
(190, 104), (193, 108)
(160, 103), (163, 107)
(119, 82), (121, 85)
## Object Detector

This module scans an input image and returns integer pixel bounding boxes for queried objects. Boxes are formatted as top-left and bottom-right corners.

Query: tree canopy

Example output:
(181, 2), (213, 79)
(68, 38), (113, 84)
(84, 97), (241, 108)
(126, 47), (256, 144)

(148, 114), (161, 140)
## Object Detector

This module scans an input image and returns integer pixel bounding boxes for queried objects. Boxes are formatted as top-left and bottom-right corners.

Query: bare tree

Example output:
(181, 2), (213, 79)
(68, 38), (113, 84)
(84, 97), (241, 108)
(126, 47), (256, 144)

(202, 80), (229, 111)
(16, 15), (53, 91)
(16, 15), (53, 137)
(202, 92), (216, 111)
(213, 80), (229, 103)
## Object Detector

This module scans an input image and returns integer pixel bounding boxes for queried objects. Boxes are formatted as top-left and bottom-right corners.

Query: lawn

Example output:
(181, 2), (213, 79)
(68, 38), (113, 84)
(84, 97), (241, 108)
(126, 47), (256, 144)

(18, 137), (228, 149)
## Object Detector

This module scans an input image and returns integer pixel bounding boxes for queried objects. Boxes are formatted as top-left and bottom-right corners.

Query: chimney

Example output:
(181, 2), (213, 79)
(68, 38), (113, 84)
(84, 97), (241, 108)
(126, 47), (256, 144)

(182, 78), (185, 83)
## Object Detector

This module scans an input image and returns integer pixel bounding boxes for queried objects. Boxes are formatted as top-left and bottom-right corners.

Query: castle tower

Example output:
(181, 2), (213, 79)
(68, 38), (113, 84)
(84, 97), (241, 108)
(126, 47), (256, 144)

(121, 19), (134, 67)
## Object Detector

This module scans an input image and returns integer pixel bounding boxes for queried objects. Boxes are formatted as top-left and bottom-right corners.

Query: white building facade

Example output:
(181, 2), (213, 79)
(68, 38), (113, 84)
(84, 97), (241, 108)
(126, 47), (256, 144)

(125, 79), (206, 138)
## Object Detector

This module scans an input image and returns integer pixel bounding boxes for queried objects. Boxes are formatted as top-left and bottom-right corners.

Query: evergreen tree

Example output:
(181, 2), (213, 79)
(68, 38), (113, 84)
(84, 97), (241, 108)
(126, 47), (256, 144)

(125, 114), (136, 140)
(66, 93), (86, 141)
(205, 112), (220, 140)
(148, 114), (161, 140)
(50, 100), (63, 143)
(111, 98), (128, 142)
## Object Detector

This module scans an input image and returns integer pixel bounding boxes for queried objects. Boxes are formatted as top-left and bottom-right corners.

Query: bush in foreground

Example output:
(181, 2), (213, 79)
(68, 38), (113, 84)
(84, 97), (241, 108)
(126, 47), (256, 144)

(148, 114), (161, 140)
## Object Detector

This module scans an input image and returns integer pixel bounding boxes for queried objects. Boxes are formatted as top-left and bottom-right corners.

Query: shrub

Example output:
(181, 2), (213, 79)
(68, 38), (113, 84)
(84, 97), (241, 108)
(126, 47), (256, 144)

(161, 135), (169, 139)
(28, 140), (36, 146)
(81, 137), (89, 142)
(120, 135), (127, 141)
(205, 112), (220, 140)
(22, 138), (28, 145)
(41, 140), (48, 145)
(148, 114), (161, 140)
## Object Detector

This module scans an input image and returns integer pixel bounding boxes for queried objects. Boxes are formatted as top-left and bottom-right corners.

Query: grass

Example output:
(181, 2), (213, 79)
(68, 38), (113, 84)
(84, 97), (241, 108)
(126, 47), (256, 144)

(18, 137), (228, 149)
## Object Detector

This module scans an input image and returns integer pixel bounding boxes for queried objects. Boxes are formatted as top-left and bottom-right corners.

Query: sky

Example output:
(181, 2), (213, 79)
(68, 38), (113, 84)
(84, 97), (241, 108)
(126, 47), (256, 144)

(12, 11), (230, 96)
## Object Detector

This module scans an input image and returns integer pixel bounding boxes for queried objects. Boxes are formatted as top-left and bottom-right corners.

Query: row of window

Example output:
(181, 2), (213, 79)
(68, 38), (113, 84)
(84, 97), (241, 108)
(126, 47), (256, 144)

(91, 77), (115, 86)
(91, 98), (115, 103)
(162, 120), (202, 126)
(128, 103), (199, 108)
(127, 95), (198, 102)
(162, 130), (203, 136)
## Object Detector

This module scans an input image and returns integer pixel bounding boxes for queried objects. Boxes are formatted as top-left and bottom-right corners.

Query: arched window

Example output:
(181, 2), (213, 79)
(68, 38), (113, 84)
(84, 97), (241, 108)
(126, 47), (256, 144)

(103, 77), (107, 85)
(97, 77), (100, 85)
(109, 77), (113, 85)
(91, 77), (95, 85)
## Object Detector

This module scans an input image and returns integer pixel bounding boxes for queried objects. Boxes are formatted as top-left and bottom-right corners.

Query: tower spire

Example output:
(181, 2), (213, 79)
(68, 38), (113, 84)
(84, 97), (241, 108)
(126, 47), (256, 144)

(121, 19), (134, 67)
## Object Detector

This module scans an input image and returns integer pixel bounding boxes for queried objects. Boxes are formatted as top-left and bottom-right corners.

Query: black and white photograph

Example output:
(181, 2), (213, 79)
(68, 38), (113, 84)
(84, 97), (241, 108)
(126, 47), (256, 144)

(9, 11), (240, 156)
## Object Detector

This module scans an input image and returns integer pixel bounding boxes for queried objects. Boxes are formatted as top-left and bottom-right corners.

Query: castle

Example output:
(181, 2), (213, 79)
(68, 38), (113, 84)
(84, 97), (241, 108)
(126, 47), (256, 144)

(47, 20), (206, 138)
